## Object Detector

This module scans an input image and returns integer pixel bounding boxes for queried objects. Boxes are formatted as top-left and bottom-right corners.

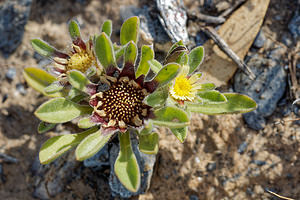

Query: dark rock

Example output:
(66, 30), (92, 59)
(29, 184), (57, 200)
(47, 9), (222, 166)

(267, 47), (285, 62)
(109, 134), (156, 198)
(195, 31), (209, 46)
(0, 164), (5, 183)
(189, 194), (199, 200)
(281, 33), (293, 47)
(253, 31), (266, 49)
(246, 187), (254, 196)
(237, 142), (248, 154)
(83, 144), (109, 171)
(206, 162), (216, 172)
(33, 52), (44, 62)
(253, 160), (266, 166)
(2, 94), (8, 103)
(5, 68), (16, 80)
(16, 83), (27, 95)
(234, 55), (287, 130)
(0, 0), (32, 57)
(288, 10), (300, 38)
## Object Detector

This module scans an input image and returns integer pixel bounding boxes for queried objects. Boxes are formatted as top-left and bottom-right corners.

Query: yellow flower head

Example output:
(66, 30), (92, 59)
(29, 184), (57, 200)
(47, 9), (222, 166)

(170, 65), (202, 102)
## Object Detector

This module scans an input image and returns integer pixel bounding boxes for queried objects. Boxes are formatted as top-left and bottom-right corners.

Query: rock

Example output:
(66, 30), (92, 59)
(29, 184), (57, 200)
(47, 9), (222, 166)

(83, 144), (109, 171)
(0, 0), (32, 57)
(253, 31), (266, 49)
(206, 162), (216, 172)
(234, 54), (287, 130)
(189, 194), (199, 200)
(16, 83), (27, 95)
(253, 160), (266, 166)
(0, 164), (5, 183)
(216, 1), (230, 12)
(2, 94), (8, 103)
(237, 142), (248, 154)
(5, 68), (16, 80)
(267, 47), (285, 62)
(281, 33), (293, 47)
(109, 134), (156, 198)
(195, 31), (209, 46)
(288, 10), (300, 38)
(32, 152), (79, 199)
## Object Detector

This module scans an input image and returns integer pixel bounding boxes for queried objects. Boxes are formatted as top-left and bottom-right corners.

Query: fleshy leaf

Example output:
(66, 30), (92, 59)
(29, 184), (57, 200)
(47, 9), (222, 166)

(164, 45), (187, 65)
(67, 87), (87, 103)
(101, 20), (112, 37)
(115, 45), (125, 61)
(39, 127), (98, 164)
(78, 117), (95, 129)
(44, 81), (64, 94)
(188, 46), (204, 74)
(148, 59), (163, 74)
(144, 85), (168, 107)
(120, 16), (140, 45)
(114, 131), (140, 192)
(35, 97), (93, 123)
(75, 129), (114, 161)
(38, 121), (56, 134)
(139, 132), (159, 154)
(166, 40), (185, 57)
(139, 121), (153, 136)
(177, 53), (188, 65)
(153, 106), (189, 142)
(31, 39), (55, 57)
(136, 45), (154, 78)
(95, 33), (116, 69)
(68, 20), (81, 40)
(23, 67), (64, 97)
(186, 93), (257, 114)
(199, 83), (216, 91)
(153, 63), (180, 87)
(68, 70), (95, 94)
(124, 41), (137, 65)
(197, 90), (227, 104)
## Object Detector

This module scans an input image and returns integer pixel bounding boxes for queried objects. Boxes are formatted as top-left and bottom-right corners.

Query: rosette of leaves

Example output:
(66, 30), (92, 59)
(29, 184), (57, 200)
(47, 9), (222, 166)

(30, 17), (187, 192)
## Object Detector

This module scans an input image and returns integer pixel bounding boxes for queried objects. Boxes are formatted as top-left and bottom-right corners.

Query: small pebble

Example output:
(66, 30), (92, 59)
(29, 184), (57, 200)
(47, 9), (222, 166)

(189, 195), (199, 200)
(16, 83), (27, 95)
(253, 160), (266, 166)
(246, 187), (254, 196)
(253, 31), (266, 49)
(33, 52), (43, 62)
(5, 68), (16, 80)
(206, 162), (216, 172)
(2, 94), (8, 103)
(237, 142), (248, 154)
(194, 156), (200, 164)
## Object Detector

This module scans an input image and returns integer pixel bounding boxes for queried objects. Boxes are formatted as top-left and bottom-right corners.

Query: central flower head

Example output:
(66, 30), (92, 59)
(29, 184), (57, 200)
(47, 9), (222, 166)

(89, 64), (156, 133)
(67, 48), (93, 72)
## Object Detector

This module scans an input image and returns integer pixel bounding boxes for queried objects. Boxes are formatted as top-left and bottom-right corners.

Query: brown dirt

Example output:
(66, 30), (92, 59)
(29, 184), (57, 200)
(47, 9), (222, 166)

(0, 0), (299, 200)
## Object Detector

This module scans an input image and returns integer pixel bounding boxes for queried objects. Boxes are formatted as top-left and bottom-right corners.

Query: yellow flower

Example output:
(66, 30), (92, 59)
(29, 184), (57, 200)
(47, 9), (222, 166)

(170, 65), (202, 102)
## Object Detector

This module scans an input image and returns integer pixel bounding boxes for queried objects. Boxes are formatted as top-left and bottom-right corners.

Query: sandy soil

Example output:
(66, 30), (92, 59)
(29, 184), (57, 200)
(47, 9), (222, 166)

(0, 0), (299, 199)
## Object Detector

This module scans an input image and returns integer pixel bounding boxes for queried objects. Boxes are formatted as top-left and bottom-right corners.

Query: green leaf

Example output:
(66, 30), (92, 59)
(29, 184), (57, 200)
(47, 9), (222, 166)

(75, 129), (114, 161)
(68, 70), (92, 93)
(144, 85), (168, 107)
(68, 20), (81, 40)
(186, 93), (257, 114)
(115, 45), (125, 61)
(166, 40), (184, 57)
(154, 63), (180, 87)
(67, 87), (86, 103)
(101, 20), (112, 37)
(95, 32), (116, 69)
(139, 121), (153, 136)
(35, 97), (93, 123)
(31, 39), (55, 57)
(153, 106), (189, 143)
(23, 67), (64, 97)
(148, 59), (163, 74)
(139, 132), (159, 154)
(44, 81), (64, 94)
(124, 41), (137, 65)
(188, 46), (204, 74)
(38, 121), (56, 134)
(151, 120), (189, 128)
(178, 53), (188, 65)
(78, 117), (95, 129)
(164, 46), (187, 65)
(114, 131), (140, 192)
(39, 127), (98, 164)
(136, 45), (154, 78)
(197, 90), (227, 104)
(199, 83), (216, 91)
(120, 16), (140, 45)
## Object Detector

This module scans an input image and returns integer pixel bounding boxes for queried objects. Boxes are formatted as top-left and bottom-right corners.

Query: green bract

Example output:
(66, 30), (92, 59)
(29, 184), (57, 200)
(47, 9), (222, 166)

(25, 16), (257, 193)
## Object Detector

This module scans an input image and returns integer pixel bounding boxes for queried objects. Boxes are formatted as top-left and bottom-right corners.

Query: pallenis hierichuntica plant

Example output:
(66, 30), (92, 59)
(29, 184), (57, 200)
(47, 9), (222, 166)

(24, 17), (257, 192)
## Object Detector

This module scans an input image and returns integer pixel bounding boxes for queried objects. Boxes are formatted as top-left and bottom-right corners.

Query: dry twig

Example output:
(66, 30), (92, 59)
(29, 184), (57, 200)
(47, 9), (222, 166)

(219, 0), (247, 18)
(188, 12), (225, 24)
(0, 152), (18, 163)
(266, 189), (295, 200)
(201, 26), (256, 80)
